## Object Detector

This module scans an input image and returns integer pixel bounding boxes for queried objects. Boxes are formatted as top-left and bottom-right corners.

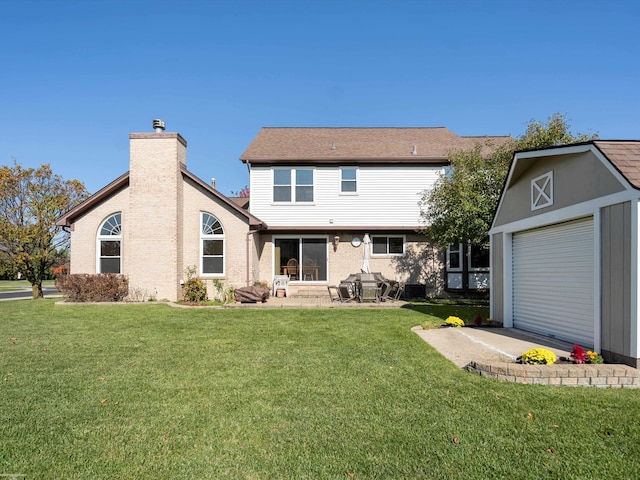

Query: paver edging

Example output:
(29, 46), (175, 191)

(465, 361), (639, 388)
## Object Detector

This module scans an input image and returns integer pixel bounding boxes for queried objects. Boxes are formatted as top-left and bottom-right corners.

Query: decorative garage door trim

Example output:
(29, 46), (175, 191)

(512, 217), (595, 347)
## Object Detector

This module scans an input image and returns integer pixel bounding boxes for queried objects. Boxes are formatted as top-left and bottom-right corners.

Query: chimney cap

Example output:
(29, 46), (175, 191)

(152, 119), (166, 132)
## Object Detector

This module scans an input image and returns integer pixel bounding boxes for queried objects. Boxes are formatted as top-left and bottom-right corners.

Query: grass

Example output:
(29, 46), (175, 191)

(1, 301), (639, 479)
(411, 300), (490, 327)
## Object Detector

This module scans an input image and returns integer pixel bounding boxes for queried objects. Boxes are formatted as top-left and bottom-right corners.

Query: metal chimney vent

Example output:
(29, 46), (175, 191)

(152, 119), (166, 132)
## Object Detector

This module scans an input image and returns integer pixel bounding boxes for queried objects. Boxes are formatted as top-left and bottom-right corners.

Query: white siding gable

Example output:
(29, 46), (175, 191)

(249, 165), (441, 227)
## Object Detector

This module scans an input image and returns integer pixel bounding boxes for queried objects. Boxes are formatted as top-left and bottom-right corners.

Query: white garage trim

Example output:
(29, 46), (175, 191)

(512, 217), (596, 348)
(634, 200), (640, 358)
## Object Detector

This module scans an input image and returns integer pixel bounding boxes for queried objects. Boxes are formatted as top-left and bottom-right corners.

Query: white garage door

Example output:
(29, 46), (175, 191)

(512, 217), (595, 347)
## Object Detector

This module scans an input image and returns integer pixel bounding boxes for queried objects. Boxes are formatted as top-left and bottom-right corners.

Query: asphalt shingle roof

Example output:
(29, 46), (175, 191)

(240, 127), (509, 164)
(594, 140), (640, 189)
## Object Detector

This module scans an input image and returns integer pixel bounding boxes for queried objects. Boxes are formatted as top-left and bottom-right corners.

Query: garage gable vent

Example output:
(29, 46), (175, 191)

(531, 171), (553, 211)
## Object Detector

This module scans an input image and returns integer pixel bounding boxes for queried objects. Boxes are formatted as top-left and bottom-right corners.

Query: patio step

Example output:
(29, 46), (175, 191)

(289, 285), (328, 298)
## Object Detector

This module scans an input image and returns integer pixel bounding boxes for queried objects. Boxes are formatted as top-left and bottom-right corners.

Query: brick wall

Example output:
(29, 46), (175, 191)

(181, 178), (253, 298)
(125, 133), (186, 301)
(254, 231), (442, 293)
(69, 187), (129, 275)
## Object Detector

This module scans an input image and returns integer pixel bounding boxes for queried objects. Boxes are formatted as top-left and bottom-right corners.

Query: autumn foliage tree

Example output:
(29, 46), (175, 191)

(420, 114), (597, 248)
(0, 161), (88, 299)
(231, 185), (250, 198)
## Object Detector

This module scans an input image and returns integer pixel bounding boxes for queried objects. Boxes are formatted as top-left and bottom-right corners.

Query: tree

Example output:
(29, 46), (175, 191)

(0, 161), (88, 299)
(420, 113), (597, 248)
(231, 185), (250, 198)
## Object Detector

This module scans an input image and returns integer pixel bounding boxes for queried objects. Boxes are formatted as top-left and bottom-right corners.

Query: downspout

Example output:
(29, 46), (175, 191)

(246, 230), (258, 287)
(245, 160), (255, 288)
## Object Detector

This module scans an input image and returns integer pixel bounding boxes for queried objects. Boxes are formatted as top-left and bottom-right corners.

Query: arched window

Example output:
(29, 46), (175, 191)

(201, 212), (225, 275)
(97, 213), (122, 273)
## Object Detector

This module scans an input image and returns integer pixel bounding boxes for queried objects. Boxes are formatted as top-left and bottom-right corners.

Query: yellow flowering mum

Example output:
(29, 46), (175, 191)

(586, 350), (604, 363)
(519, 348), (557, 365)
(444, 316), (465, 328)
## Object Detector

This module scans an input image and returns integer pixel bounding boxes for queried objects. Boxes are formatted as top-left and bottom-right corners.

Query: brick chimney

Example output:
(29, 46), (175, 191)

(124, 120), (187, 301)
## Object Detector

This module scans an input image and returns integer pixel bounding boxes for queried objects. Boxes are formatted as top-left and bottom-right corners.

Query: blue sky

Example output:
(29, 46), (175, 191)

(1, 0), (639, 195)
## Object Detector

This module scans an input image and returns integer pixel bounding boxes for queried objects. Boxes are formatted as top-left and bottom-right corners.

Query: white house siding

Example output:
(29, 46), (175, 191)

(249, 165), (441, 227)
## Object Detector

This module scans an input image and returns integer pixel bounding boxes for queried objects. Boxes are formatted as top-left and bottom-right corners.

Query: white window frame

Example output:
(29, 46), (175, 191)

(339, 166), (358, 194)
(272, 167), (315, 203)
(370, 235), (406, 256)
(531, 171), (554, 211)
(446, 244), (463, 272)
(96, 212), (122, 274)
(200, 212), (225, 276)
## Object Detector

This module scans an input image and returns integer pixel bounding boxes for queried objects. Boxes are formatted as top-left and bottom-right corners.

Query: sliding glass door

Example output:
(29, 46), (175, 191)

(274, 236), (327, 281)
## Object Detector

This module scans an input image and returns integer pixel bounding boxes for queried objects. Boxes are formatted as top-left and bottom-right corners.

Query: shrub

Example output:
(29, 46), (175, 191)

(444, 316), (465, 328)
(56, 274), (129, 302)
(181, 265), (208, 303)
(518, 348), (557, 365)
(125, 287), (157, 302)
(183, 278), (208, 303)
(212, 279), (235, 304)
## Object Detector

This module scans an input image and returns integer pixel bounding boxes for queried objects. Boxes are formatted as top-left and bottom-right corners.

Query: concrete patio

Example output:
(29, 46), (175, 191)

(224, 295), (411, 309)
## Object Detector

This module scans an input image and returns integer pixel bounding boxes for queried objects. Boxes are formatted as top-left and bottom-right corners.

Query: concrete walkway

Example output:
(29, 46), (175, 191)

(412, 325), (574, 368)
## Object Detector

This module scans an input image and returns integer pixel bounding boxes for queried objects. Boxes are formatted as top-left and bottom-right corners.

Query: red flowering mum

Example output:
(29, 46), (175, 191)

(571, 344), (587, 364)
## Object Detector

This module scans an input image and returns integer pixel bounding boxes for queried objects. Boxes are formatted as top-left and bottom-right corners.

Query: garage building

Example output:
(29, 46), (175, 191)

(490, 141), (640, 368)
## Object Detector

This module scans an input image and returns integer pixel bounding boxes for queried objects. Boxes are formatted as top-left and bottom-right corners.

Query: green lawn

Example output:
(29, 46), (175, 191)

(1, 301), (639, 479)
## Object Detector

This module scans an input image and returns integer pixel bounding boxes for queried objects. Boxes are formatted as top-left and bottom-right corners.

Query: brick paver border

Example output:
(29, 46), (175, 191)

(465, 361), (640, 388)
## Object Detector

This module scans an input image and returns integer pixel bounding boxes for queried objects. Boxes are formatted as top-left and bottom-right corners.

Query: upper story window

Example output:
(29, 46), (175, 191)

(201, 212), (225, 275)
(340, 167), (357, 193)
(97, 212), (121, 274)
(273, 168), (314, 203)
(371, 235), (405, 256)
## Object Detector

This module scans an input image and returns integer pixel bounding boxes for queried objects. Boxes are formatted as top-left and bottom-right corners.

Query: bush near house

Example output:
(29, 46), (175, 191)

(56, 273), (128, 302)
(182, 277), (208, 303)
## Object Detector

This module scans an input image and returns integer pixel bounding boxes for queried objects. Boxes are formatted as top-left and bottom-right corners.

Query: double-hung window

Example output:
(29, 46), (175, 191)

(97, 213), (122, 273)
(340, 167), (357, 193)
(371, 235), (405, 256)
(201, 212), (225, 275)
(273, 168), (314, 202)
